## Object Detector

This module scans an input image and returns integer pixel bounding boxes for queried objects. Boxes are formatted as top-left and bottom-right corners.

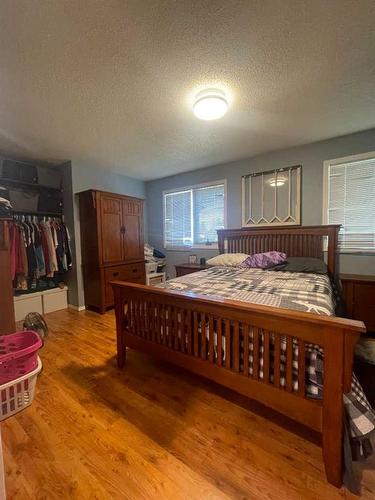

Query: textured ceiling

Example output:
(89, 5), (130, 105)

(0, 0), (374, 180)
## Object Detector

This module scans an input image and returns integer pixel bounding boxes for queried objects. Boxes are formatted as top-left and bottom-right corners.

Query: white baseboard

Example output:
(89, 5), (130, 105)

(68, 304), (86, 312)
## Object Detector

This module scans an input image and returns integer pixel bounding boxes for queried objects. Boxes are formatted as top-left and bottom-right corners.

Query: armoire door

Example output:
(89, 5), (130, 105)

(100, 194), (124, 264)
(122, 199), (143, 260)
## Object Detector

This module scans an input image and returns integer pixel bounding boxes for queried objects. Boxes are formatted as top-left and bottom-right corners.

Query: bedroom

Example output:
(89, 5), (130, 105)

(0, 1), (374, 498)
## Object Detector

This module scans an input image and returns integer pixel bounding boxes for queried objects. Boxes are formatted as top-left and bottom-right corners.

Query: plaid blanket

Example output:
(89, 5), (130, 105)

(161, 267), (375, 455)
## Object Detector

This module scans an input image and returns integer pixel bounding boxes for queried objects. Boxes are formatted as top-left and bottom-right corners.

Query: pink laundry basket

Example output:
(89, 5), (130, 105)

(0, 331), (42, 385)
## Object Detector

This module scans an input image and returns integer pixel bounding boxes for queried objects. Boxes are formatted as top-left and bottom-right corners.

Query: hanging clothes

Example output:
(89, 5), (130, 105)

(9, 216), (72, 292)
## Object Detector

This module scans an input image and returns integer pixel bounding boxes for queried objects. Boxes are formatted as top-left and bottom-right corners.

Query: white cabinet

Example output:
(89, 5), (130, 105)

(13, 287), (68, 322)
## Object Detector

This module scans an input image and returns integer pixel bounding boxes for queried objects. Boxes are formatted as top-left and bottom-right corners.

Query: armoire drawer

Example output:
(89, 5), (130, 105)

(104, 263), (145, 305)
(105, 263), (144, 283)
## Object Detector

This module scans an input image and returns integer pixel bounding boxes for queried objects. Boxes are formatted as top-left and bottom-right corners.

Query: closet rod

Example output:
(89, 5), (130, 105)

(12, 210), (63, 217)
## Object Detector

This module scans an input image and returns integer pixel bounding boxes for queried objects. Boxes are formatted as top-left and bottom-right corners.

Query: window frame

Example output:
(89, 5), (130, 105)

(323, 151), (375, 254)
(162, 179), (227, 250)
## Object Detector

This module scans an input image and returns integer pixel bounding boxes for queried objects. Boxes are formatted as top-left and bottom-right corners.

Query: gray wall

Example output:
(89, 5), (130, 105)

(146, 128), (375, 278)
(55, 161), (77, 303)
(70, 162), (146, 308)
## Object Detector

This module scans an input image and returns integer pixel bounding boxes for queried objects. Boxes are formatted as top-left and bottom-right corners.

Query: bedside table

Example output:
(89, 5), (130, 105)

(175, 263), (210, 277)
(340, 274), (375, 332)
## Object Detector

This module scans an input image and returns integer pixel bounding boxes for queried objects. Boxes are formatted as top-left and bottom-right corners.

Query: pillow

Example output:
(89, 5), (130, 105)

(239, 251), (286, 269)
(206, 253), (249, 267)
(268, 257), (328, 274)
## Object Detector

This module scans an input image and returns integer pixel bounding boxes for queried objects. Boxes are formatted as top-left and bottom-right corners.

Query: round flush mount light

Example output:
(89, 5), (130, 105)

(193, 89), (229, 120)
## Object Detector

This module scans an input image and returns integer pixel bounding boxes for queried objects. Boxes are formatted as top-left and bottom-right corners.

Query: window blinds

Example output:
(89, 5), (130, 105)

(193, 185), (225, 245)
(164, 183), (225, 248)
(327, 157), (375, 251)
(164, 190), (192, 247)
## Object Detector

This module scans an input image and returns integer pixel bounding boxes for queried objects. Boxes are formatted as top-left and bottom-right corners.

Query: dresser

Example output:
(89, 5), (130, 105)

(79, 190), (145, 313)
(340, 274), (375, 333)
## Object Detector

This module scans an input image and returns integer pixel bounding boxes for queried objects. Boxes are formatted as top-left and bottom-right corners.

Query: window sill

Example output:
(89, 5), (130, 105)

(164, 245), (219, 252)
(338, 250), (375, 256)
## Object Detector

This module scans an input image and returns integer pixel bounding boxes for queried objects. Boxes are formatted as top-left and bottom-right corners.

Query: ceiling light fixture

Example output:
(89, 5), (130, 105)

(193, 89), (229, 120)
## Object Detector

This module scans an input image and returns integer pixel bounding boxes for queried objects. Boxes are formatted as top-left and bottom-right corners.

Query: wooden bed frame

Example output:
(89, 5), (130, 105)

(112, 224), (365, 488)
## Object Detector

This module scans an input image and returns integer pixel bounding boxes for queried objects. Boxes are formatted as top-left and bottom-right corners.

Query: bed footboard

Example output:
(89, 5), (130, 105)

(112, 281), (365, 487)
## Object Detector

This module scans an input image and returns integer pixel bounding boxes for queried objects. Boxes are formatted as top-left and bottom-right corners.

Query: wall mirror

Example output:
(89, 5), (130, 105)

(241, 165), (301, 227)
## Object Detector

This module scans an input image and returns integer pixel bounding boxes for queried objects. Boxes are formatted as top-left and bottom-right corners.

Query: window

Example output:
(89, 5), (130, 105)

(323, 152), (375, 252)
(163, 181), (226, 248)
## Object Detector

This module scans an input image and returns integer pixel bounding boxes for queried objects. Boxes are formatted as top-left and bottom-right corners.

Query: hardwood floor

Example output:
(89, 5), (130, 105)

(2, 309), (375, 499)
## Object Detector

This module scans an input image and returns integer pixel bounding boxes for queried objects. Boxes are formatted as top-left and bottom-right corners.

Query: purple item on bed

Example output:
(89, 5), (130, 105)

(239, 251), (286, 269)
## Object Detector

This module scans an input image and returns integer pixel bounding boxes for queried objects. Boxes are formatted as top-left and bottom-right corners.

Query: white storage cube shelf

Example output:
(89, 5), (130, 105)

(14, 287), (68, 321)
(145, 262), (158, 274)
(146, 272), (166, 286)
(42, 287), (68, 314)
(14, 293), (43, 322)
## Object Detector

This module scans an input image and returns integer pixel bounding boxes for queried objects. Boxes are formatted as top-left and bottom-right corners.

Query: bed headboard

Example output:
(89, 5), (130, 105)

(217, 225), (341, 276)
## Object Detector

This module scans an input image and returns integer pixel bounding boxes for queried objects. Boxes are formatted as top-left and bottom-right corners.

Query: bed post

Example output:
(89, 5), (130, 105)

(322, 330), (344, 487)
(218, 231), (225, 254)
(113, 286), (126, 368)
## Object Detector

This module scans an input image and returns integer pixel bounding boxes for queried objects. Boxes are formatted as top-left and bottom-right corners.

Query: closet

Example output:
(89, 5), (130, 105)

(78, 190), (145, 313)
(0, 160), (71, 327)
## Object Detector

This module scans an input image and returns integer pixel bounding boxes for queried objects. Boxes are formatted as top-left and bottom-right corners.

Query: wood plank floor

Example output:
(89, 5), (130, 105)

(2, 309), (375, 499)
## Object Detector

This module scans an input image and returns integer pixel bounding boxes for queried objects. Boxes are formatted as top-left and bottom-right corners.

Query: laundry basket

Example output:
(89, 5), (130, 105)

(0, 330), (43, 421)
(0, 330), (42, 385)
(0, 357), (42, 421)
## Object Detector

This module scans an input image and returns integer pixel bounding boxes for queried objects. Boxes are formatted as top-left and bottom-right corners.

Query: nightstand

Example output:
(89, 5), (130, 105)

(340, 274), (375, 332)
(175, 263), (210, 277)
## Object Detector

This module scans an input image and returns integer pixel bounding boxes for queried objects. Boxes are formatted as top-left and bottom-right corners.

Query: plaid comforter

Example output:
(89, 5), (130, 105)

(161, 267), (375, 456)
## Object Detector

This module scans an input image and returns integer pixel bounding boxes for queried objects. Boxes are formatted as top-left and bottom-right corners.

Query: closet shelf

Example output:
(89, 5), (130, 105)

(0, 178), (63, 194)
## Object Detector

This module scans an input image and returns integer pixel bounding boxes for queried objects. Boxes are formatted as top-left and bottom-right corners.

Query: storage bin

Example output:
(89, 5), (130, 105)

(8, 189), (39, 211)
(37, 166), (62, 189)
(14, 293), (43, 322)
(0, 356), (42, 421)
(0, 331), (42, 385)
(1, 159), (38, 184)
(42, 287), (68, 314)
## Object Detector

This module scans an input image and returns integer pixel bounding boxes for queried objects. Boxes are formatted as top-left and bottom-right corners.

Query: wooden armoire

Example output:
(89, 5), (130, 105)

(78, 190), (145, 313)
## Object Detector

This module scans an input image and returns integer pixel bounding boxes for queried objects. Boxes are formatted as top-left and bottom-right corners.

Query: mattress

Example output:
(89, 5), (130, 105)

(162, 266), (335, 316)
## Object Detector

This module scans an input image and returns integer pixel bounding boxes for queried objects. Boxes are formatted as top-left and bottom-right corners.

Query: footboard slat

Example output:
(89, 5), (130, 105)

(243, 324), (249, 376)
(273, 332), (281, 388)
(167, 305), (173, 348)
(174, 307), (179, 350)
(263, 330), (270, 383)
(233, 322), (240, 372)
(180, 309), (185, 354)
(252, 327), (259, 380)
(186, 310), (192, 354)
(298, 340), (306, 396)
(217, 319), (223, 367)
(209, 315), (215, 363)
(201, 313), (207, 360)
(112, 281), (365, 490)
(225, 319), (231, 369)
(286, 336), (293, 392)
(193, 312), (199, 357)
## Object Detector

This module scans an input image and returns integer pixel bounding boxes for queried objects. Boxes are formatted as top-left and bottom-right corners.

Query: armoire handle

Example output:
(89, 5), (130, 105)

(120, 226), (126, 234)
